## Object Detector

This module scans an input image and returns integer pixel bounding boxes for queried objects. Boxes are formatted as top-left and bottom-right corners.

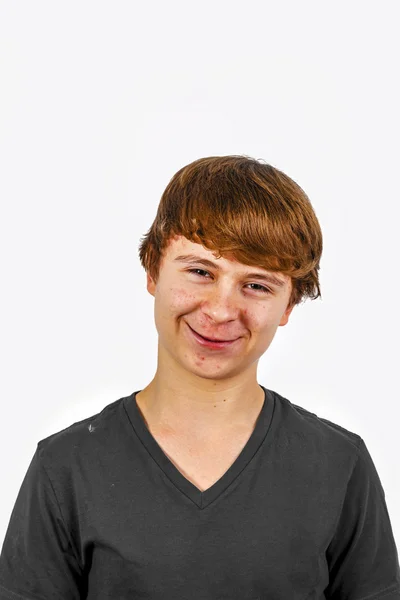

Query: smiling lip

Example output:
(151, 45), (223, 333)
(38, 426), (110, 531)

(189, 325), (236, 342)
(198, 333), (235, 342)
(186, 323), (240, 349)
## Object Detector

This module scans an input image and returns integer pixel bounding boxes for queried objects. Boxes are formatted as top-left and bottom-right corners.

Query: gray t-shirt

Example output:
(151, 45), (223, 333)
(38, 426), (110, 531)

(1, 385), (399, 599)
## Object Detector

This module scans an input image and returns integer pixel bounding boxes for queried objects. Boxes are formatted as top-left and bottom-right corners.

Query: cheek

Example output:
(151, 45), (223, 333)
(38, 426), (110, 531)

(249, 304), (282, 330)
(159, 287), (195, 314)
(244, 305), (262, 319)
(242, 306), (267, 332)
(172, 286), (196, 303)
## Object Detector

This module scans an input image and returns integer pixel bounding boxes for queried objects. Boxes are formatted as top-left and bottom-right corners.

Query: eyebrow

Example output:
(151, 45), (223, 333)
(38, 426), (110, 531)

(173, 254), (287, 288)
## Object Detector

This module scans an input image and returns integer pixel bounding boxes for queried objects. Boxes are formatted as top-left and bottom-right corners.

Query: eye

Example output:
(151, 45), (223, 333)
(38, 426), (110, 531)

(186, 268), (272, 295)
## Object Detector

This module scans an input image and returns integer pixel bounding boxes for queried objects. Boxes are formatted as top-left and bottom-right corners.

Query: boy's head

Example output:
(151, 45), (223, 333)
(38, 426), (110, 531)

(137, 156), (323, 382)
(139, 155), (323, 311)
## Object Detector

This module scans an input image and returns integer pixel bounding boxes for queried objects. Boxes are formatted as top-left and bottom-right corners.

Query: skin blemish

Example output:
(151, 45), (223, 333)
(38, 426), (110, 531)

(88, 424), (96, 433)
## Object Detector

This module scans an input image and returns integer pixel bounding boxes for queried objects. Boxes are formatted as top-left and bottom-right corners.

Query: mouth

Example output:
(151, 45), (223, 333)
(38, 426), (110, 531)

(186, 323), (241, 349)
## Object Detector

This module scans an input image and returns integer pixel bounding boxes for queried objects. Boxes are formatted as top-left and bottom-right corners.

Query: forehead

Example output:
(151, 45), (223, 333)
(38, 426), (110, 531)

(164, 235), (242, 266)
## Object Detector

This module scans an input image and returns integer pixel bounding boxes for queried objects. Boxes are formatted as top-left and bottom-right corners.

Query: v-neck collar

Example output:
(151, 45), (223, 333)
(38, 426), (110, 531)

(123, 385), (275, 509)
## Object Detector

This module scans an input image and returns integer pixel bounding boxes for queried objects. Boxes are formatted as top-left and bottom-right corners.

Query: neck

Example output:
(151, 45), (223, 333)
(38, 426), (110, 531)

(135, 376), (265, 438)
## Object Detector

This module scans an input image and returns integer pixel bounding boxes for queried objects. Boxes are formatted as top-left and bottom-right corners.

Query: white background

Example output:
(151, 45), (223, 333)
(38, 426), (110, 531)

(1, 0), (399, 551)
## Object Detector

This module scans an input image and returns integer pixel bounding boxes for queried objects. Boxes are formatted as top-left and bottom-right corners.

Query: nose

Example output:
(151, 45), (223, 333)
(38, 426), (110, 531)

(200, 288), (242, 324)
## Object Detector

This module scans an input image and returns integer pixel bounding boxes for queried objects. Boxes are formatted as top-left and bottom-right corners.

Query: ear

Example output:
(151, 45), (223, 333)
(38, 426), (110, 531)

(279, 303), (294, 327)
(146, 272), (156, 297)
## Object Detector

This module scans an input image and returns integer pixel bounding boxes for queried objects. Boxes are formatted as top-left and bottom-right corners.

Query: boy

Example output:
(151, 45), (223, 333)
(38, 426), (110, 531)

(1, 155), (399, 599)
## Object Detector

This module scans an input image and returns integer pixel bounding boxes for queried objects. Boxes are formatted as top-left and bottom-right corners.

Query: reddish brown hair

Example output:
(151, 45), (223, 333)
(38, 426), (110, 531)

(138, 155), (323, 308)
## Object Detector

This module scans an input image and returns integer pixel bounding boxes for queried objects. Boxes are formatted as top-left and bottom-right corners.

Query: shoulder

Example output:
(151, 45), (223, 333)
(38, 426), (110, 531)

(268, 388), (363, 471)
(36, 393), (134, 473)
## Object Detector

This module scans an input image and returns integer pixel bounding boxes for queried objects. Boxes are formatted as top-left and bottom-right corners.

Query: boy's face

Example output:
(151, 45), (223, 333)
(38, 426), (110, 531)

(146, 235), (294, 380)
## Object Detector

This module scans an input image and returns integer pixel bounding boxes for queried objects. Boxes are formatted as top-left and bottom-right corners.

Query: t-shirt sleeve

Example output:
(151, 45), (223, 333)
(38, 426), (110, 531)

(325, 437), (400, 600)
(0, 445), (84, 600)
